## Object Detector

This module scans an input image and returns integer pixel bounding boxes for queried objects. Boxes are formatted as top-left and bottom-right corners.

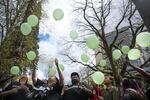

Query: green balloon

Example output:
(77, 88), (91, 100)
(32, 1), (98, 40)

(91, 71), (104, 85)
(121, 46), (130, 54)
(81, 53), (89, 63)
(48, 67), (57, 76)
(136, 32), (150, 47)
(53, 8), (64, 21)
(59, 64), (64, 71)
(10, 66), (20, 75)
(20, 23), (32, 35)
(99, 60), (107, 67)
(70, 30), (78, 40)
(128, 49), (141, 60)
(98, 67), (104, 71)
(26, 51), (36, 61)
(86, 35), (100, 50)
(112, 49), (122, 60)
(27, 15), (39, 27)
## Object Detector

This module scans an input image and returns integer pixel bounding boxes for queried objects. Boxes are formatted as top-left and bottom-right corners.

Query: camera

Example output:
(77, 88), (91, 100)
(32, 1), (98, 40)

(27, 86), (53, 100)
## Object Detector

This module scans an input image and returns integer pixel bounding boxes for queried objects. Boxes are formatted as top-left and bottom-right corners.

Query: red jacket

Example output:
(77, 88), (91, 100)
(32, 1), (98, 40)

(92, 86), (103, 100)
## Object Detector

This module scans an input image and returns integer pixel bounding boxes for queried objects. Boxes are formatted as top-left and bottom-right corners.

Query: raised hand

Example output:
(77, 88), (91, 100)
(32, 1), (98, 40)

(55, 58), (59, 66)
(79, 85), (86, 91)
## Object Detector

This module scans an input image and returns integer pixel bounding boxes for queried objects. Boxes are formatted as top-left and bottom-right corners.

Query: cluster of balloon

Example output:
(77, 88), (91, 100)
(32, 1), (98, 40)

(91, 71), (104, 85)
(121, 45), (130, 54)
(128, 49), (141, 60)
(81, 53), (89, 63)
(86, 35), (100, 50)
(48, 67), (57, 76)
(112, 49), (122, 60)
(136, 32), (150, 47)
(12, 15), (38, 75)
(26, 51), (37, 61)
(20, 15), (39, 35)
(53, 8), (64, 21)
(10, 66), (20, 75)
(110, 32), (150, 61)
(99, 59), (107, 67)
(70, 30), (78, 40)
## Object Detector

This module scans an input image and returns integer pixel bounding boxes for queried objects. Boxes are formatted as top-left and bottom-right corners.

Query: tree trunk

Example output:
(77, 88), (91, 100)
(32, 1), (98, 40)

(5, 0), (10, 35)
(107, 49), (121, 100)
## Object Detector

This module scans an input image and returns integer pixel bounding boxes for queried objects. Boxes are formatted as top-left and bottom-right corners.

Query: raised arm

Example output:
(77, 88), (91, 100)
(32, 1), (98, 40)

(55, 58), (64, 86)
(32, 59), (38, 85)
(0, 87), (20, 97)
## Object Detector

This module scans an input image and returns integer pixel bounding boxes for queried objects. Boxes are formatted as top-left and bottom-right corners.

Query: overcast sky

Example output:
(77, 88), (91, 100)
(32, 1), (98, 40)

(37, 0), (85, 84)
(36, 0), (135, 84)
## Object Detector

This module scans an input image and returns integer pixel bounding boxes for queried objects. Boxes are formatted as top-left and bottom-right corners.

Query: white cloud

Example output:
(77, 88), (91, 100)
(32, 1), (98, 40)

(37, 0), (83, 83)
(40, 0), (74, 37)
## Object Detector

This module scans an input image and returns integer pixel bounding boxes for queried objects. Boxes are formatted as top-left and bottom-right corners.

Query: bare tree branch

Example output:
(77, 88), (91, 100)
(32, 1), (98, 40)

(125, 61), (150, 81)
(83, 0), (99, 36)
(61, 53), (97, 71)
(139, 57), (150, 68)
(110, 1), (130, 48)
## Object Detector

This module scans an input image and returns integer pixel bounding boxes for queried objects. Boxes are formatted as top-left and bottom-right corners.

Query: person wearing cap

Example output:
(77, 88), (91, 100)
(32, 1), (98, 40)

(0, 75), (33, 100)
(32, 58), (64, 100)
(63, 72), (92, 100)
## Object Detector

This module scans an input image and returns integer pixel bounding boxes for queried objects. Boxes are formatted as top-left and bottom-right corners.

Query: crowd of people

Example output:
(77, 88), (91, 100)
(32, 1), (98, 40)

(0, 58), (150, 100)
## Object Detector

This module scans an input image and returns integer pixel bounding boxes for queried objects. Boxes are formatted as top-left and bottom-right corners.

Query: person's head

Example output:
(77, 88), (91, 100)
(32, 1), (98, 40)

(19, 75), (28, 85)
(104, 75), (112, 86)
(71, 72), (80, 85)
(47, 76), (57, 86)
